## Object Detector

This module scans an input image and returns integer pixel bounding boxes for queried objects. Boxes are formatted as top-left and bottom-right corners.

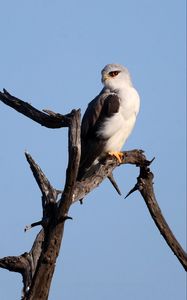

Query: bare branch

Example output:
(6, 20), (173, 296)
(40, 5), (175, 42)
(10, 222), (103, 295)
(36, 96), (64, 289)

(137, 166), (187, 271)
(0, 230), (44, 298)
(59, 109), (81, 213)
(0, 253), (32, 295)
(72, 151), (187, 271)
(107, 173), (121, 195)
(26, 109), (81, 300)
(0, 89), (73, 128)
(0, 90), (186, 300)
(72, 149), (150, 202)
(25, 152), (57, 206)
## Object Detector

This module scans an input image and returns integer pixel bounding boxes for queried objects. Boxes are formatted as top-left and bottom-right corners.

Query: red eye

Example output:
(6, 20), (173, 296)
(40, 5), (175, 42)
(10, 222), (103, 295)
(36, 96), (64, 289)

(109, 71), (120, 77)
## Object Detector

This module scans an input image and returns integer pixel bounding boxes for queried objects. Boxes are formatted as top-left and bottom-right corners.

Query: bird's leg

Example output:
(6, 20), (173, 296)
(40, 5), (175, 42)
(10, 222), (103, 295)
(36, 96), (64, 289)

(108, 151), (124, 163)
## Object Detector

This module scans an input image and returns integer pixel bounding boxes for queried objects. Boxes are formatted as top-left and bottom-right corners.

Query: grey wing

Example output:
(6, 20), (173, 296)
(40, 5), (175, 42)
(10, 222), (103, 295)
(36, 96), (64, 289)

(78, 91), (120, 179)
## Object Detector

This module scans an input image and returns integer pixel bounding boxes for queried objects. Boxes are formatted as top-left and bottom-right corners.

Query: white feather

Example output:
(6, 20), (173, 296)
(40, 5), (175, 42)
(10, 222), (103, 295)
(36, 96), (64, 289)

(98, 65), (140, 152)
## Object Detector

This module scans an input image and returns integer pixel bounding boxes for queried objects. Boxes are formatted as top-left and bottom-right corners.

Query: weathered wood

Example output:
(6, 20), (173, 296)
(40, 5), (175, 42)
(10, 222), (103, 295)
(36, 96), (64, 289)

(25, 109), (81, 300)
(72, 149), (149, 202)
(0, 90), (186, 300)
(0, 89), (73, 128)
(0, 230), (44, 297)
(137, 166), (187, 271)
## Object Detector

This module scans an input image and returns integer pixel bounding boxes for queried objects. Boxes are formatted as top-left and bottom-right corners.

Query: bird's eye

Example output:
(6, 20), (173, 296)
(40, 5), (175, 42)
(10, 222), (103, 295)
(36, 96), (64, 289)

(109, 71), (120, 77)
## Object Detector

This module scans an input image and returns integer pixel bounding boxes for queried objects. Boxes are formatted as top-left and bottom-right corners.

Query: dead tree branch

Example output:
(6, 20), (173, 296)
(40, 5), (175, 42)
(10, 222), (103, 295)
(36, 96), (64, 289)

(23, 110), (81, 300)
(135, 166), (187, 271)
(0, 90), (186, 299)
(0, 89), (73, 128)
(0, 230), (44, 297)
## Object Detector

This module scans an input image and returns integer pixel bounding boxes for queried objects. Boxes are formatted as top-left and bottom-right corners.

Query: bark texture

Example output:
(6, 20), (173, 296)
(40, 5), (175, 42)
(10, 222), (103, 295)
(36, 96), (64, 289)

(0, 89), (186, 299)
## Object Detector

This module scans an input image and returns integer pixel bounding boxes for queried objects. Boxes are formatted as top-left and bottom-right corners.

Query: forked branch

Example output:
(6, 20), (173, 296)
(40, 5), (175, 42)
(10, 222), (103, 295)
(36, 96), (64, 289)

(0, 90), (186, 300)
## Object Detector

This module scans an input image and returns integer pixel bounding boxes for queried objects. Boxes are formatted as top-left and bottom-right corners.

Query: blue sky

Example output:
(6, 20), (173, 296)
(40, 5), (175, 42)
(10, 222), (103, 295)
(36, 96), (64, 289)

(0, 0), (186, 299)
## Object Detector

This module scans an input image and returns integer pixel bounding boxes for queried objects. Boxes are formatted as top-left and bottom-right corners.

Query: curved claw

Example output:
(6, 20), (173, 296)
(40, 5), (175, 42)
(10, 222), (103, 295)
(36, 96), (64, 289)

(108, 151), (124, 163)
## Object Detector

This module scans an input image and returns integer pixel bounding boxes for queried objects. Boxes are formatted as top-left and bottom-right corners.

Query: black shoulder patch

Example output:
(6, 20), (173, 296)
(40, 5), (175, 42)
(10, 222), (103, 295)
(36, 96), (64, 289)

(102, 94), (120, 117)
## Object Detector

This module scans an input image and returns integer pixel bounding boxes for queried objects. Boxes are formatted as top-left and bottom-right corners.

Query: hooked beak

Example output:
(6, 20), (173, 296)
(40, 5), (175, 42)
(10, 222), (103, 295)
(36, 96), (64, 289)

(102, 73), (110, 83)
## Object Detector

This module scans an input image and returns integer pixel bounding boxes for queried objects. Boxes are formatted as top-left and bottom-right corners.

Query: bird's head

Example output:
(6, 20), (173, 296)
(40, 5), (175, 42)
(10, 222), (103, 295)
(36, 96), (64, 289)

(101, 64), (132, 90)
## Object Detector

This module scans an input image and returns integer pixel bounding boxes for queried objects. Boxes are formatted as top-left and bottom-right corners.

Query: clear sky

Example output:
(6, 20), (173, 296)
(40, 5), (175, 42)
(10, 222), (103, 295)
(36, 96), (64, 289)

(0, 0), (186, 299)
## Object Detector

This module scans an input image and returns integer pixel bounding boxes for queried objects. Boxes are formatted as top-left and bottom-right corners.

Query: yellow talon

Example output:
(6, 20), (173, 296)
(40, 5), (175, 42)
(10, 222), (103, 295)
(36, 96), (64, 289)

(108, 151), (124, 163)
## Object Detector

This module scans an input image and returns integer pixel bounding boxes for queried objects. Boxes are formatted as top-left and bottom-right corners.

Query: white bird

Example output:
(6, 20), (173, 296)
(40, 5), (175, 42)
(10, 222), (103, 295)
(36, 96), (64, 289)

(78, 63), (140, 180)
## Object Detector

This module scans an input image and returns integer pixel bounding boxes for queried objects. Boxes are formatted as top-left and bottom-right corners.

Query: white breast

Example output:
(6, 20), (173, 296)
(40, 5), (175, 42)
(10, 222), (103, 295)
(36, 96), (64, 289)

(98, 87), (140, 152)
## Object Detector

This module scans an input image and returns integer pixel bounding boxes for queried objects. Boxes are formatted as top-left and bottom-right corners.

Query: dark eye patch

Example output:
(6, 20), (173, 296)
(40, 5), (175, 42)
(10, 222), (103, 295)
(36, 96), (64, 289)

(109, 71), (120, 77)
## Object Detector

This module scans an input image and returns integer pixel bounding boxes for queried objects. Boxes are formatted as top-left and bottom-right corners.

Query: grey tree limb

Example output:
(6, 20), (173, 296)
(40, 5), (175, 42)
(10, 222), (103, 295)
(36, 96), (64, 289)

(0, 90), (186, 300)
(0, 89), (73, 128)
(25, 109), (81, 300)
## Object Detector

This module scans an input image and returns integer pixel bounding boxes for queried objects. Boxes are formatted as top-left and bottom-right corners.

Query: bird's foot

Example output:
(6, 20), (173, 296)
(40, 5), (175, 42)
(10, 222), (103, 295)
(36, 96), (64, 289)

(108, 151), (124, 163)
